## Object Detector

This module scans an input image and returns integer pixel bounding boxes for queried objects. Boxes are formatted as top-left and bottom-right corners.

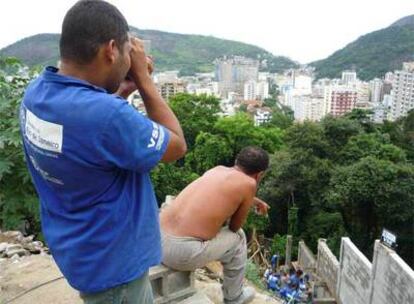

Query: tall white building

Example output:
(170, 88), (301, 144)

(294, 96), (324, 122)
(356, 82), (371, 110)
(293, 74), (312, 95)
(370, 78), (383, 103)
(215, 56), (259, 98)
(243, 80), (269, 101)
(390, 62), (414, 120)
(342, 71), (357, 85)
(257, 81), (269, 100)
(244, 81), (256, 100)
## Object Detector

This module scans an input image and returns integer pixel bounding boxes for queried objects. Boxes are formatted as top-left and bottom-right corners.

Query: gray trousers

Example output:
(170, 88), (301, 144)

(161, 227), (247, 301)
(79, 271), (153, 304)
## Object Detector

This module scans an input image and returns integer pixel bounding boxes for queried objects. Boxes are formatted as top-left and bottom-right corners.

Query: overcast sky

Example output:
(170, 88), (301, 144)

(0, 0), (413, 63)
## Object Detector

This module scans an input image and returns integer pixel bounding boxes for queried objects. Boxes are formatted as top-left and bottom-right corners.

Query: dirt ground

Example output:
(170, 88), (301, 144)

(0, 255), (82, 304)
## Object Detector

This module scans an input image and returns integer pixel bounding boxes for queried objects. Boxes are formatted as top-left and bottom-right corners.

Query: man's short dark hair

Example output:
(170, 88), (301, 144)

(60, 0), (129, 64)
(235, 146), (269, 175)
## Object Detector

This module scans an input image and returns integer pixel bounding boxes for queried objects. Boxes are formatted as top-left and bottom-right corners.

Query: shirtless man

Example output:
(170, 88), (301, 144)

(160, 146), (269, 304)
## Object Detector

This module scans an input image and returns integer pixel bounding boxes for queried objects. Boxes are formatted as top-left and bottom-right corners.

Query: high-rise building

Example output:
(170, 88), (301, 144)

(356, 82), (371, 110)
(293, 74), (312, 95)
(324, 86), (357, 117)
(390, 62), (414, 120)
(370, 78), (383, 103)
(215, 56), (259, 98)
(243, 81), (256, 101)
(294, 96), (324, 122)
(341, 71), (357, 85)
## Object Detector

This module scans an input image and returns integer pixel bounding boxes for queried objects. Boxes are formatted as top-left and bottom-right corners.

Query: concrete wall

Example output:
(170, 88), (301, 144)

(337, 237), (372, 304)
(298, 240), (316, 273)
(316, 239), (339, 297)
(369, 240), (414, 304)
(309, 238), (414, 304)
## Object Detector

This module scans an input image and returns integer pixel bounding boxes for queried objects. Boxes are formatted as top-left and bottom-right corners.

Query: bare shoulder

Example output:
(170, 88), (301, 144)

(203, 165), (226, 175)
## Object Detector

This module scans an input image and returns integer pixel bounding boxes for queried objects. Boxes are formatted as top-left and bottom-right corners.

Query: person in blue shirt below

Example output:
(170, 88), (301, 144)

(19, 0), (186, 303)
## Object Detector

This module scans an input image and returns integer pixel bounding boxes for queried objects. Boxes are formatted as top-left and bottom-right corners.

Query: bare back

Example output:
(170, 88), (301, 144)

(160, 166), (256, 240)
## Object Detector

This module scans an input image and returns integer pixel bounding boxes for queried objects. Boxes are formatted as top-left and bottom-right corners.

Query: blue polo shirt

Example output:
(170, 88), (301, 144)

(19, 66), (170, 293)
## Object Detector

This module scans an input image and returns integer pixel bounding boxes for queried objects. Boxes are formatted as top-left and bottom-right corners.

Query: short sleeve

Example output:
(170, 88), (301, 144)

(99, 102), (170, 172)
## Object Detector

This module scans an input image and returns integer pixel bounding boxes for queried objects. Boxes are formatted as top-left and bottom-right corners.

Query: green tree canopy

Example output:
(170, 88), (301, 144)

(169, 93), (221, 148)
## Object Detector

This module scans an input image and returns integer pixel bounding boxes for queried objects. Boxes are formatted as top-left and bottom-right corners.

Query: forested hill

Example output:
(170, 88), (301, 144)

(311, 15), (414, 80)
(0, 27), (298, 75)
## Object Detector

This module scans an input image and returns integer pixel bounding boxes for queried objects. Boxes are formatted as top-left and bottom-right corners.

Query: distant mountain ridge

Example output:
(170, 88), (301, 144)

(390, 15), (414, 28)
(0, 27), (298, 75)
(311, 15), (414, 80)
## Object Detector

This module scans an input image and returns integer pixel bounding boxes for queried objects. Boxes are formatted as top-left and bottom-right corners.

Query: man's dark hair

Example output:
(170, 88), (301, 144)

(60, 0), (129, 64)
(235, 146), (269, 175)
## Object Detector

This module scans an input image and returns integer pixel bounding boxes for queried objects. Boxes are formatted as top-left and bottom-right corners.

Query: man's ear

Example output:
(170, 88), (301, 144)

(103, 40), (117, 64)
(251, 172), (260, 182)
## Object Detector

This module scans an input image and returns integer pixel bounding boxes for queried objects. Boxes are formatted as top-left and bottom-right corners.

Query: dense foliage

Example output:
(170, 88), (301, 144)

(0, 58), (39, 234)
(311, 22), (414, 80)
(259, 111), (414, 265)
(1, 59), (413, 268)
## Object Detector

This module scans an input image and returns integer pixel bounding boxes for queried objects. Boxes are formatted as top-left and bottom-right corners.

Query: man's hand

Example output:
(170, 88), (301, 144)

(128, 37), (153, 83)
(253, 197), (270, 216)
(115, 77), (137, 99)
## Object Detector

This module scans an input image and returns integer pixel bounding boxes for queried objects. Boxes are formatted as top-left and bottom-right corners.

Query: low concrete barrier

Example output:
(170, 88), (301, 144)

(149, 265), (195, 304)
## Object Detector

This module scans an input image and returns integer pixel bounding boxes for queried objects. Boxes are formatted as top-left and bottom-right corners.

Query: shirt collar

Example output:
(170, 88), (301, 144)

(43, 66), (107, 93)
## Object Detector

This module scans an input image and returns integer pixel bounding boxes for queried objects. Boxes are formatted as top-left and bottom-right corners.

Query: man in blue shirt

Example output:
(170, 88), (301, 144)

(19, 0), (186, 303)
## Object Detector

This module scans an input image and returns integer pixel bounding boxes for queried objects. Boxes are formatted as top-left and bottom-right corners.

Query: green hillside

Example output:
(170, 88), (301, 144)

(0, 27), (298, 75)
(311, 15), (414, 80)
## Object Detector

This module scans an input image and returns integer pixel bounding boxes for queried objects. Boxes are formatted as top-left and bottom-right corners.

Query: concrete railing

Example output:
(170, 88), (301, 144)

(316, 239), (339, 298)
(337, 237), (372, 304)
(299, 237), (414, 304)
(298, 240), (316, 273)
(369, 240), (414, 304)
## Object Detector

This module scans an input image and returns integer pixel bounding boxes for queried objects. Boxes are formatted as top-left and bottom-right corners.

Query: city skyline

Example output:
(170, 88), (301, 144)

(0, 0), (413, 63)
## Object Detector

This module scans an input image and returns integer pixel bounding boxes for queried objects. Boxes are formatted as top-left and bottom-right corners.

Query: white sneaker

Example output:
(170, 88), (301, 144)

(224, 286), (256, 304)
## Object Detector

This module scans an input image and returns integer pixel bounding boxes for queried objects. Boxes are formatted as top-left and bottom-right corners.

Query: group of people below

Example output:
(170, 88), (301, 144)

(264, 262), (311, 303)
(19, 1), (271, 303)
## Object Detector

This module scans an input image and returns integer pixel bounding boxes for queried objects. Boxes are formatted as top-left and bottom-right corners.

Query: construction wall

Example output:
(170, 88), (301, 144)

(298, 241), (316, 273)
(337, 237), (372, 304)
(316, 239), (339, 297)
(369, 240), (414, 304)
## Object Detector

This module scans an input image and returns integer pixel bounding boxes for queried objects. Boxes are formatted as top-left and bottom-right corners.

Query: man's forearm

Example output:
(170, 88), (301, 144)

(136, 76), (184, 140)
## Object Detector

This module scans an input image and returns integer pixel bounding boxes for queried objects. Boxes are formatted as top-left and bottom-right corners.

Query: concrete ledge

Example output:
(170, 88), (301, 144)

(150, 265), (196, 304)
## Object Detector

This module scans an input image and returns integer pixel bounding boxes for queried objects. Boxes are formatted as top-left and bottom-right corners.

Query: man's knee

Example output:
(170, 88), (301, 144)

(236, 229), (246, 241)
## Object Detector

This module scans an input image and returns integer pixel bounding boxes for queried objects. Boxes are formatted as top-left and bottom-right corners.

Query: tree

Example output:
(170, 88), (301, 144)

(0, 58), (40, 234)
(265, 104), (294, 130)
(301, 211), (346, 257)
(214, 113), (283, 157)
(169, 93), (221, 149)
(151, 163), (199, 204)
(321, 115), (362, 158)
(184, 132), (233, 175)
(263, 97), (277, 108)
(340, 133), (406, 164)
(327, 156), (414, 264)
